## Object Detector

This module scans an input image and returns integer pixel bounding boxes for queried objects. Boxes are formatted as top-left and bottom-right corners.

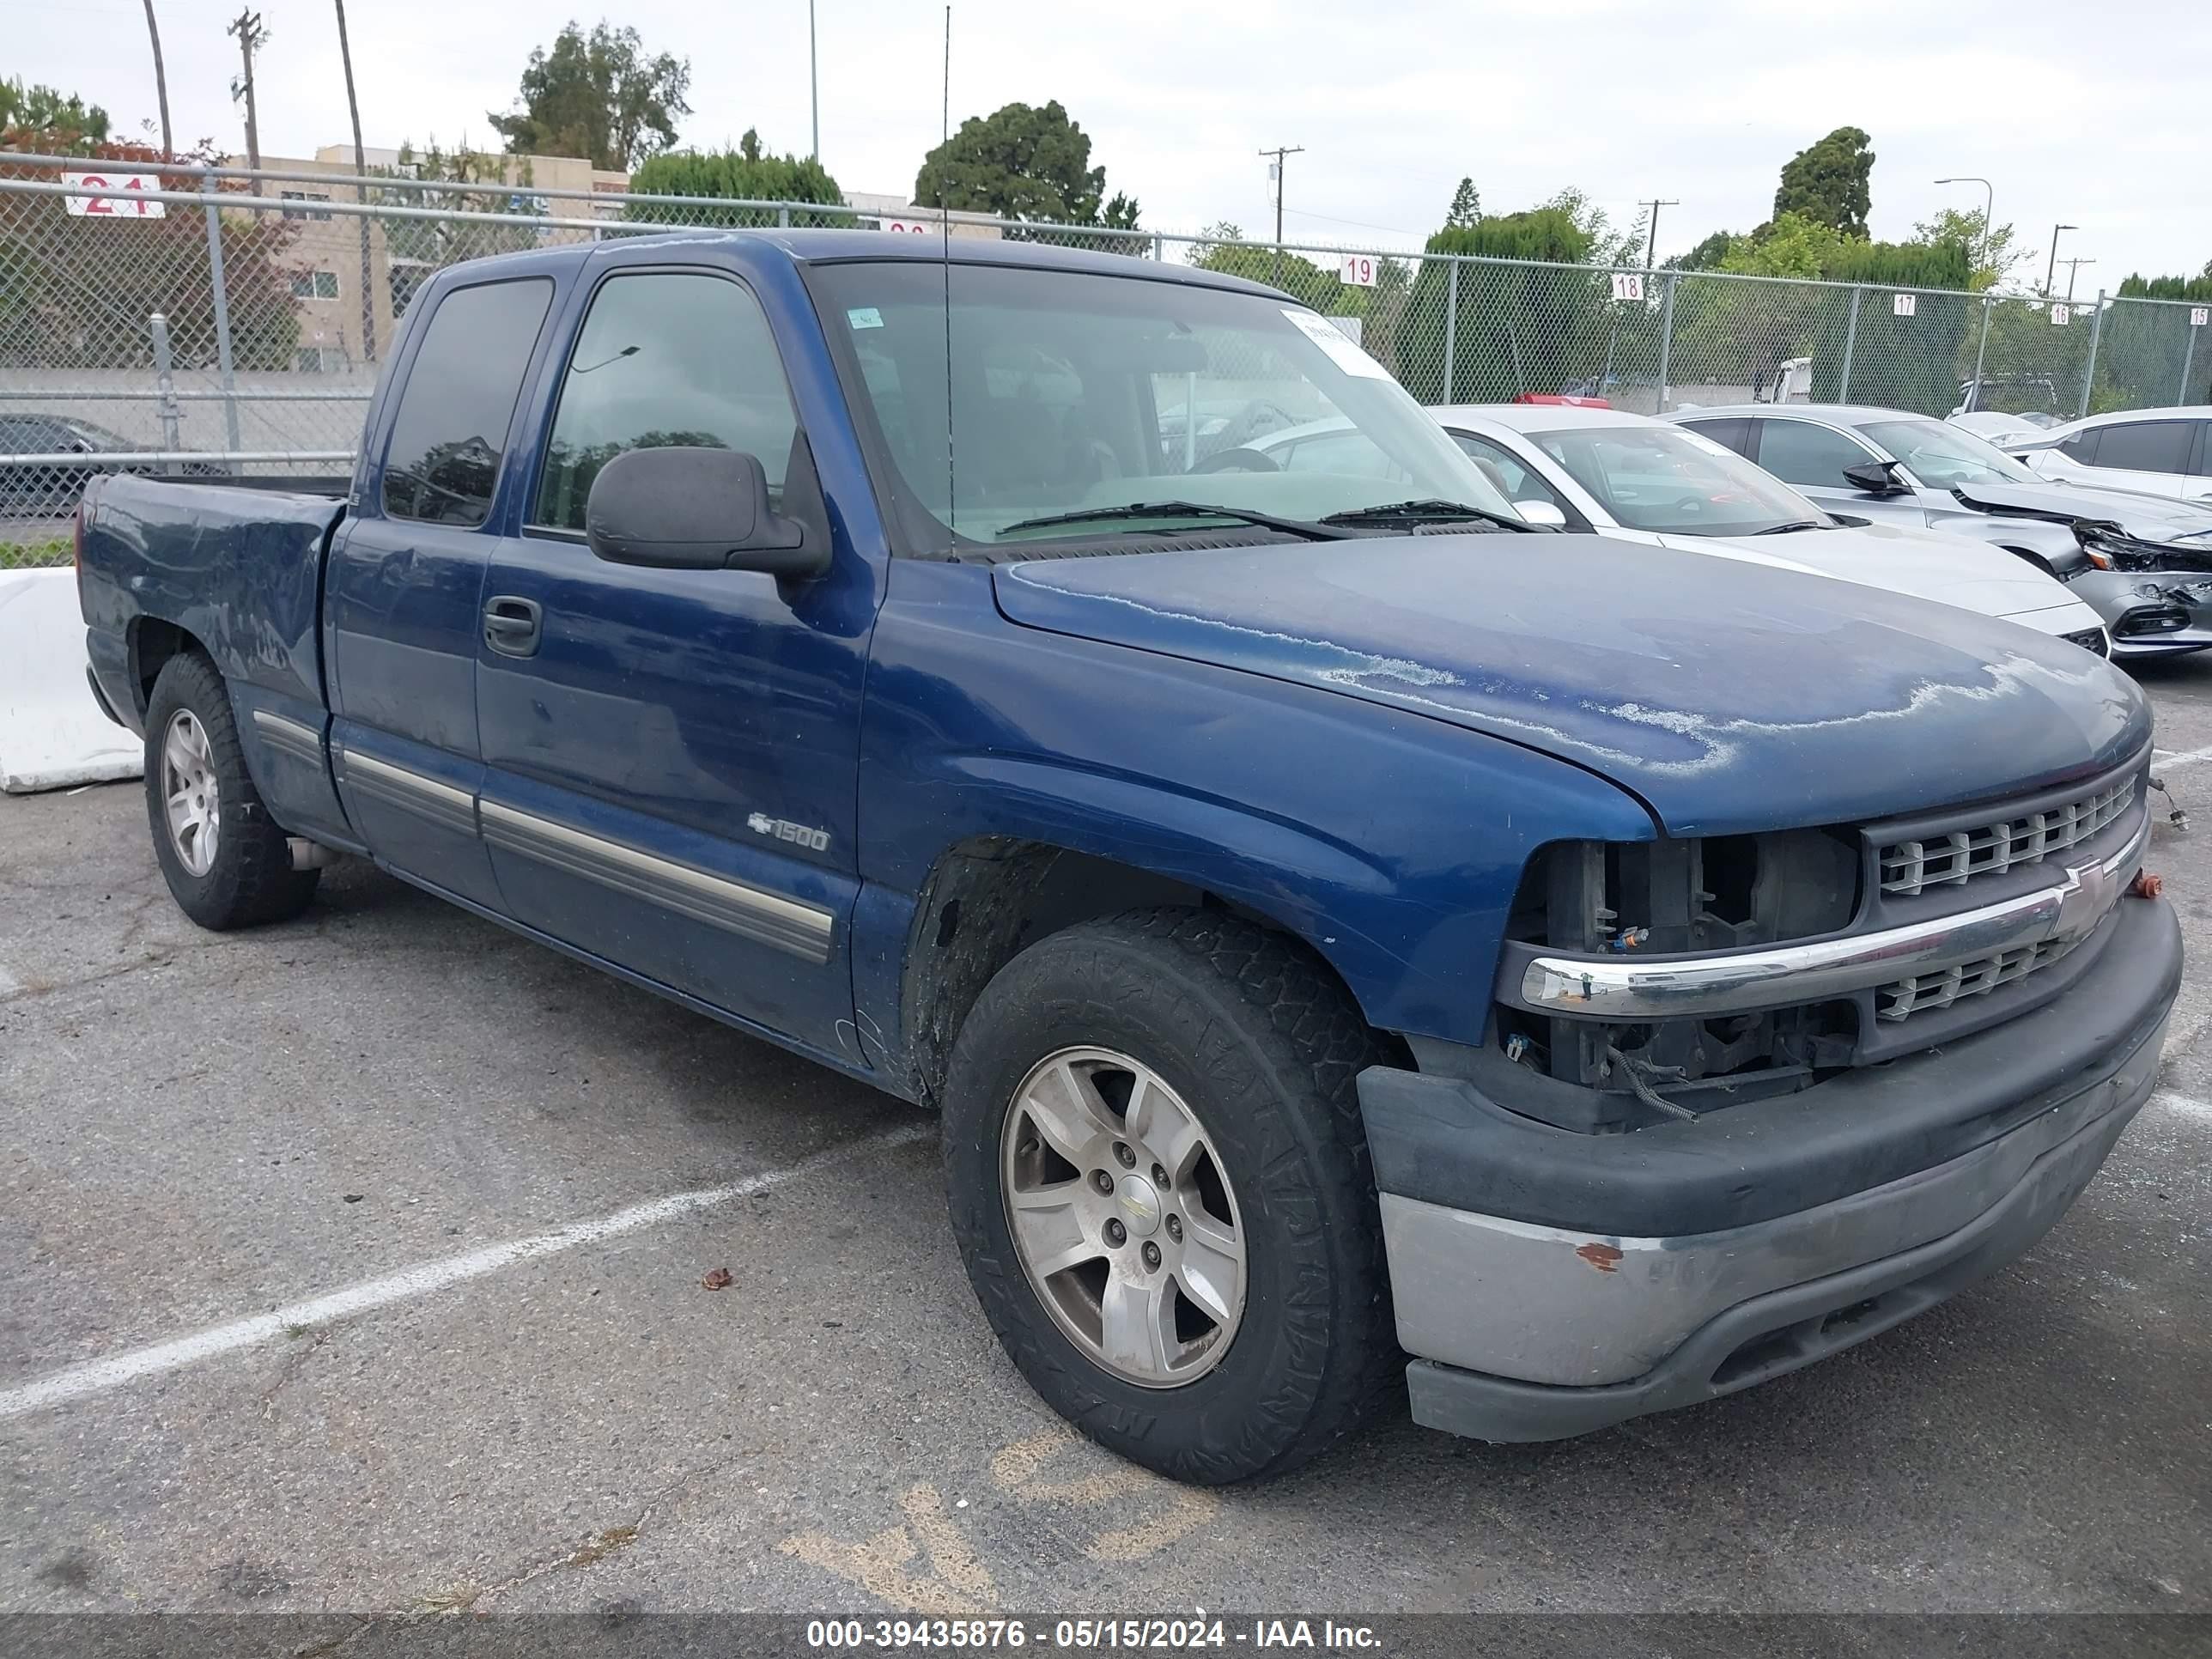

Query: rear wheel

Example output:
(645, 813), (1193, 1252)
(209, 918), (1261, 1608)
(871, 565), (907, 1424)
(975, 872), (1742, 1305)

(942, 908), (1397, 1484)
(143, 653), (319, 930)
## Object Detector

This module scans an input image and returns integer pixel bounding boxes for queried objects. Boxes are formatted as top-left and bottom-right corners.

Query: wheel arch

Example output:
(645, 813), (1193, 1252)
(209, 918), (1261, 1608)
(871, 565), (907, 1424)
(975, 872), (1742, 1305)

(890, 835), (1384, 1110)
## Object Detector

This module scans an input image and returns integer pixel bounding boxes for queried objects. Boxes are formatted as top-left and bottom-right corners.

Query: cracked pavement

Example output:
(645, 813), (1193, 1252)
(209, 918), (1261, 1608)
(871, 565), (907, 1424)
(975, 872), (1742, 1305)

(3, 663), (2210, 1623)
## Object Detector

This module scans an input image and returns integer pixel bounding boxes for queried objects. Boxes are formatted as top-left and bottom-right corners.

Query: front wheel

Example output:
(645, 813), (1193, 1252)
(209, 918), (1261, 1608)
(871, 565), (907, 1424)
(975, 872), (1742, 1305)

(143, 652), (320, 930)
(941, 909), (1397, 1484)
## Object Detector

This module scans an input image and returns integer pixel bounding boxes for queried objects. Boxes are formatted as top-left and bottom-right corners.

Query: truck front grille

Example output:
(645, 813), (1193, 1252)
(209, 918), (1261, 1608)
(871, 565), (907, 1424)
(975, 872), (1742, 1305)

(1877, 778), (2134, 897)
(1876, 935), (2083, 1021)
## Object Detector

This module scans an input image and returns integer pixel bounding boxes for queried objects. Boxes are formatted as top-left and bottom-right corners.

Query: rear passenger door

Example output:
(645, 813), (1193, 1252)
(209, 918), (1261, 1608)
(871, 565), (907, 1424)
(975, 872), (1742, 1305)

(326, 275), (556, 909)
(472, 264), (873, 1054)
(2051, 417), (2203, 501)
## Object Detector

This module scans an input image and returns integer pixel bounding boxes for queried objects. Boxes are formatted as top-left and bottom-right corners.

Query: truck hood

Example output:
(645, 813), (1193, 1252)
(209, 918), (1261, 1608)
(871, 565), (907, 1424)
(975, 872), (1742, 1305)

(1952, 477), (2212, 547)
(994, 535), (2148, 838)
(1656, 520), (2087, 626)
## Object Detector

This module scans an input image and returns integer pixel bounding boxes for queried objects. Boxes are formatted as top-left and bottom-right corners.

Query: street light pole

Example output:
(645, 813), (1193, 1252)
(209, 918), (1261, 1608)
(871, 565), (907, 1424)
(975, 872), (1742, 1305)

(1934, 175), (1995, 272)
(809, 0), (819, 162)
(2044, 222), (2077, 298)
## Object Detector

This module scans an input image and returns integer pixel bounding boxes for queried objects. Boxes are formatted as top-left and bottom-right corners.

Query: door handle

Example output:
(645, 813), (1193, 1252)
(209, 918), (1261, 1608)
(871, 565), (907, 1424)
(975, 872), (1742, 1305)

(483, 595), (543, 658)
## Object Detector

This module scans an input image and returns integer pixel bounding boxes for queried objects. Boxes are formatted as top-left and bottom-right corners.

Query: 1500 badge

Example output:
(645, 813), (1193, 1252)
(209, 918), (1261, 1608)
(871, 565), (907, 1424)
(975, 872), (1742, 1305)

(749, 812), (831, 852)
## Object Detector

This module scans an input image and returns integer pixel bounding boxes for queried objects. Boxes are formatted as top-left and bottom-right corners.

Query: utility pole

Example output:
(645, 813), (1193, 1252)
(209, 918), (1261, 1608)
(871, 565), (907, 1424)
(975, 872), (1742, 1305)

(1258, 143), (1303, 286)
(2061, 257), (2096, 303)
(141, 0), (173, 160)
(1638, 198), (1677, 273)
(2044, 223), (2077, 298)
(228, 9), (267, 192)
(332, 0), (374, 362)
(809, 0), (820, 161)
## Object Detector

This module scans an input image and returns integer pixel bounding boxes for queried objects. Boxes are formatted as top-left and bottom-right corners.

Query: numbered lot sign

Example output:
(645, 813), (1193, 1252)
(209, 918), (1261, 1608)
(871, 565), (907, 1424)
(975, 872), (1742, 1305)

(63, 171), (165, 218)
(1337, 252), (1378, 288)
(1892, 293), (1917, 317)
(2193, 308), (2209, 328)
(2051, 304), (2071, 326)
(1610, 272), (1645, 302)
(878, 217), (933, 234)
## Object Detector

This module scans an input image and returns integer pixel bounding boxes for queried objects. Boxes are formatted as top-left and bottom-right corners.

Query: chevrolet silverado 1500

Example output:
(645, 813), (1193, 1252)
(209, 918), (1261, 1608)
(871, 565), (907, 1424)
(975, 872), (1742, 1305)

(75, 233), (2180, 1483)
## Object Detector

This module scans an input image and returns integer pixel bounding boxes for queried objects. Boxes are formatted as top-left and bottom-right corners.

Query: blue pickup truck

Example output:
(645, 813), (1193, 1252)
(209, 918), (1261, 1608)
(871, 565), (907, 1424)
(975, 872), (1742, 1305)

(76, 233), (2179, 1483)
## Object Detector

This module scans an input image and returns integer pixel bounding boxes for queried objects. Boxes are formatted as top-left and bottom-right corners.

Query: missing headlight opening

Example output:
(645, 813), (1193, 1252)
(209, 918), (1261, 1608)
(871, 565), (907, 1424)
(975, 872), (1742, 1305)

(1498, 831), (1862, 1111)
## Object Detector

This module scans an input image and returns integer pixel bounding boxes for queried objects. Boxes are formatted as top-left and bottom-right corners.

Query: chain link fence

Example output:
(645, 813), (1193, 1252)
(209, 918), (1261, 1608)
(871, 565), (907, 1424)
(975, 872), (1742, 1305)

(6, 154), (2209, 556)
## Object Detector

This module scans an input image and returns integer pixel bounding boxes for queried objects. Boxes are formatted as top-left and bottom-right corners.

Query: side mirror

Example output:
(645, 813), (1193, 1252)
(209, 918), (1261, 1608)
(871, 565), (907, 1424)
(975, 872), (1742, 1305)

(1843, 459), (1907, 495)
(1515, 499), (1569, 528)
(585, 445), (830, 579)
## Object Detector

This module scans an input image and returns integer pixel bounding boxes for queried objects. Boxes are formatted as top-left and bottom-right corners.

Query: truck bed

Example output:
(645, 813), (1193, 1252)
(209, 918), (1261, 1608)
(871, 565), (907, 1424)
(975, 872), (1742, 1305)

(78, 473), (349, 727)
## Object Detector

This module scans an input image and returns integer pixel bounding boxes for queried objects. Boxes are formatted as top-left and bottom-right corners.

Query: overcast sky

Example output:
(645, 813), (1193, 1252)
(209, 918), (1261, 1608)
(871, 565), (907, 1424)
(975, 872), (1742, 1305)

(23, 0), (2211, 285)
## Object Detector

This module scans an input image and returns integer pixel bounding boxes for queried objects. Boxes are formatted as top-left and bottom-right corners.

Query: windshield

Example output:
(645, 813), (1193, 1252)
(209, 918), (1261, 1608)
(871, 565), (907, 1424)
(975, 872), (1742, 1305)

(806, 260), (1516, 545)
(1861, 417), (2037, 487)
(1528, 423), (1830, 536)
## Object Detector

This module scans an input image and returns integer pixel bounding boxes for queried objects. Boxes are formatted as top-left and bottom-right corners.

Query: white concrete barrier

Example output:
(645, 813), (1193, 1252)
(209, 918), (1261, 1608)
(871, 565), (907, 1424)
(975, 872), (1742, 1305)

(0, 568), (141, 793)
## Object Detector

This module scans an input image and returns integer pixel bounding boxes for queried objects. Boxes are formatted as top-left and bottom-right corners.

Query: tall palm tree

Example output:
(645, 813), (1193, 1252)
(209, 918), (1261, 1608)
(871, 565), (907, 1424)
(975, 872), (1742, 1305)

(141, 0), (173, 159)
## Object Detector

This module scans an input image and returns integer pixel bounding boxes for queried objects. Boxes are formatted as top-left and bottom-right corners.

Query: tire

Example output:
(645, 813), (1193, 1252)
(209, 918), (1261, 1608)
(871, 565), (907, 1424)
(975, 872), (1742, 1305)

(942, 908), (1397, 1484)
(143, 652), (319, 930)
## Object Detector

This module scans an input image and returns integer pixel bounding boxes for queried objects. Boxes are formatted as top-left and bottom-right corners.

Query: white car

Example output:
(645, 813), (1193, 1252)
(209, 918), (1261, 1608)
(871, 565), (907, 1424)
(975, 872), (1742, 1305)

(2004, 405), (2212, 505)
(1365, 405), (2107, 652)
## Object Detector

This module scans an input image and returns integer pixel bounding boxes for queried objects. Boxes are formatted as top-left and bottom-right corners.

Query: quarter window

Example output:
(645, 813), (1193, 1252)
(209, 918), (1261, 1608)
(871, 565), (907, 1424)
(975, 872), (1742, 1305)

(1753, 419), (1875, 489)
(2088, 420), (2192, 475)
(380, 276), (554, 527)
(533, 270), (799, 532)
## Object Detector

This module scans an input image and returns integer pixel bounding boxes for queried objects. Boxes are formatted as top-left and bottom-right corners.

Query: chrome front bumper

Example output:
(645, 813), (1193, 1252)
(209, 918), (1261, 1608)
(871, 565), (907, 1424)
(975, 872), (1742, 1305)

(1364, 893), (2179, 1443)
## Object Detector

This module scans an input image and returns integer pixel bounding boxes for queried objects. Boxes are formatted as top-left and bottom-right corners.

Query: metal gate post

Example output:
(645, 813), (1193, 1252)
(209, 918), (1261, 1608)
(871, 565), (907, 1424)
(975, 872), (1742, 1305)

(1656, 271), (1677, 411)
(1967, 292), (1994, 411)
(1442, 260), (1458, 404)
(2079, 290), (2106, 417)
(1838, 285), (1862, 401)
(200, 179), (243, 463)
(150, 313), (183, 453)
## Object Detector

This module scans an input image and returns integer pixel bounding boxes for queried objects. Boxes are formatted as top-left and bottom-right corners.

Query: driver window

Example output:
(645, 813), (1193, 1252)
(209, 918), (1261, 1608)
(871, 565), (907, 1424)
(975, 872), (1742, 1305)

(1753, 419), (1874, 489)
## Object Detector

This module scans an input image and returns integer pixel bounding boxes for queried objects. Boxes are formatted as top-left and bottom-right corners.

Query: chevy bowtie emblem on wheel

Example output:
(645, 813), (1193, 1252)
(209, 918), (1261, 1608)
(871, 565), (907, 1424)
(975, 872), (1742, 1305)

(746, 812), (830, 852)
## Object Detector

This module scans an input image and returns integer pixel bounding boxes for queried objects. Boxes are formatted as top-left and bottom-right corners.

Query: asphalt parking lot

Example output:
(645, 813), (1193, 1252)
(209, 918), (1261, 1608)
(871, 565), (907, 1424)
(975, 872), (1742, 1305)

(3, 665), (2210, 1633)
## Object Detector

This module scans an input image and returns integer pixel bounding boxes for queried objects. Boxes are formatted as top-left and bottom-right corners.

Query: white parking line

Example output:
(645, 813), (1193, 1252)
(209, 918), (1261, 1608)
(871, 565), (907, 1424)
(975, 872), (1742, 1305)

(2153, 742), (2212, 772)
(0, 1120), (933, 1422)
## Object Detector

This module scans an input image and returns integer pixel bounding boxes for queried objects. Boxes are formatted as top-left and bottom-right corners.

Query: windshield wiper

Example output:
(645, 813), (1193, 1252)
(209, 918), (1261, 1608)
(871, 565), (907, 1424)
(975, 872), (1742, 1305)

(1750, 520), (1832, 535)
(993, 500), (1352, 541)
(1318, 498), (1534, 532)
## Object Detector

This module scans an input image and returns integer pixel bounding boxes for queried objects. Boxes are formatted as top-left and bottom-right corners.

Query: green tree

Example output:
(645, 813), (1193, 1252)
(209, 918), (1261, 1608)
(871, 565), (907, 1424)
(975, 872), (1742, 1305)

(0, 78), (111, 149)
(1397, 206), (1612, 403)
(1772, 126), (1874, 237)
(1444, 177), (1480, 229)
(0, 138), (299, 372)
(1188, 221), (1368, 313)
(913, 100), (1137, 228)
(1670, 228), (1735, 271)
(487, 21), (690, 170)
(1912, 206), (2022, 291)
(626, 131), (846, 226)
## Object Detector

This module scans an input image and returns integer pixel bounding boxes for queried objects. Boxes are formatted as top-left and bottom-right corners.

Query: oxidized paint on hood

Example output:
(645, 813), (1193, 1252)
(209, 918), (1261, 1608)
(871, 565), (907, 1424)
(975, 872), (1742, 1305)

(994, 534), (2149, 838)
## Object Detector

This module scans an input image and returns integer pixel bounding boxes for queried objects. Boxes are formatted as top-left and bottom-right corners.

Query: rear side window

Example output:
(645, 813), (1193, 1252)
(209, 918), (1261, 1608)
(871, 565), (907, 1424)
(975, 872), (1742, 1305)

(381, 277), (554, 527)
(1676, 416), (1752, 458)
(2090, 420), (2192, 474)
(532, 270), (799, 532)
(1753, 418), (1873, 488)
(2058, 428), (2100, 465)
